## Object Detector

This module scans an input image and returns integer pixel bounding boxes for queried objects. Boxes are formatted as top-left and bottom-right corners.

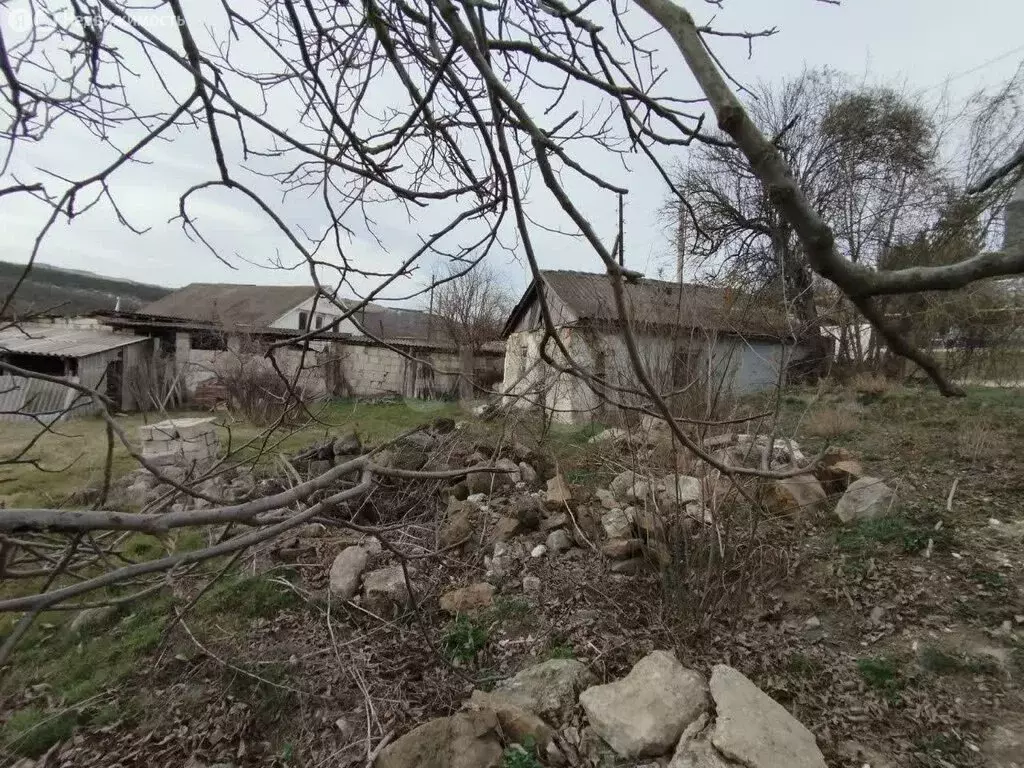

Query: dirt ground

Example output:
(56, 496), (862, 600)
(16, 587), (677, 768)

(1, 385), (1022, 768)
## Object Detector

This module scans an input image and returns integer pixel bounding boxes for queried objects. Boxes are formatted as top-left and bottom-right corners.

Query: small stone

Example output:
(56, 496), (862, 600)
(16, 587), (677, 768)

(546, 474), (573, 505)
(440, 583), (495, 616)
(601, 538), (643, 560)
(531, 544), (548, 558)
(601, 509), (632, 540)
(657, 474), (702, 508)
(870, 606), (885, 624)
(710, 665), (826, 768)
(522, 575), (541, 592)
(494, 659), (596, 723)
(440, 500), (476, 549)
(610, 557), (647, 575)
(540, 512), (568, 532)
(363, 566), (416, 613)
(514, 497), (543, 530)
(518, 462), (538, 486)
(579, 650), (709, 758)
(546, 529), (572, 554)
(804, 616), (821, 629)
(329, 546), (369, 601)
(609, 470), (649, 502)
(493, 516), (521, 542)
(834, 477), (898, 524)
(495, 457), (522, 485)
(594, 488), (618, 510)
(375, 711), (502, 768)
(467, 690), (553, 749)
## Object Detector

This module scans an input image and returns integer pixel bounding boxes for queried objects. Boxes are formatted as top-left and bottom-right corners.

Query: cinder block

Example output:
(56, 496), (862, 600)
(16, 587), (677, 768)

(144, 451), (180, 466)
(139, 424), (177, 441)
(173, 419), (216, 439)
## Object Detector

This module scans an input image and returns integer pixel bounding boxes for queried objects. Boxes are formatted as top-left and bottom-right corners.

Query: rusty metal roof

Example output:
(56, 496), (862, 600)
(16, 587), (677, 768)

(0, 325), (148, 357)
(503, 270), (796, 339)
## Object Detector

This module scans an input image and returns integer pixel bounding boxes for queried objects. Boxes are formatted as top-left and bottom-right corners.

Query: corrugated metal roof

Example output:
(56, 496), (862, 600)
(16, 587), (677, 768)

(0, 326), (147, 357)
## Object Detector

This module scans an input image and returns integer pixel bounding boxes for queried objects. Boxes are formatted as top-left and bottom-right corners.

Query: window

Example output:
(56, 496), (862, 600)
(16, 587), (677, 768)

(298, 311), (309, 330)
(315, 315), (324, 329)
(190, 331), (227, 351)
(1, 353), (67, 376)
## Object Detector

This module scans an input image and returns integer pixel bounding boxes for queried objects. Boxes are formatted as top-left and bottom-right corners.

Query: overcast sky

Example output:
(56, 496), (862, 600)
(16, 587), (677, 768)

(2, 0), (1023, 308)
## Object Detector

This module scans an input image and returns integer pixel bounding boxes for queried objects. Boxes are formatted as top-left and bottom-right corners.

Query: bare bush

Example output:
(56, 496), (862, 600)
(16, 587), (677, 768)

(956, 422), (1001, 462)
(849, 372), (894, 398)
(218, 366), (313, 427)
(803, 407), (861, 439)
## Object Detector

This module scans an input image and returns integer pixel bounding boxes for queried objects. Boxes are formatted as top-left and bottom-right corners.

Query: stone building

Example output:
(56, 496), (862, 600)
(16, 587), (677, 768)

(500, 270), (810, 424)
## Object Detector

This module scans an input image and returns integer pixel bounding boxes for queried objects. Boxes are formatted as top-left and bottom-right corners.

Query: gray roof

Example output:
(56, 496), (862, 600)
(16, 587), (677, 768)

(141, 283), (315, 327)
(0, 325), (148, 357)
(504, 270), (794, 339)
(356, 307), (434, 340)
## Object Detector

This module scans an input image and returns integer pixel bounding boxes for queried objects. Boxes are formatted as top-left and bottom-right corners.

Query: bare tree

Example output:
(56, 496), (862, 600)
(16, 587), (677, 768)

(667, 70), (946, 372)
(3, 0), (1024, 644)
(432, 262), (512, 351)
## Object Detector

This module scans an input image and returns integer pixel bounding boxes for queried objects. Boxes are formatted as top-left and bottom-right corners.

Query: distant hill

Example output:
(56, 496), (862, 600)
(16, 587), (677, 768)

(0, 261), (170, 318)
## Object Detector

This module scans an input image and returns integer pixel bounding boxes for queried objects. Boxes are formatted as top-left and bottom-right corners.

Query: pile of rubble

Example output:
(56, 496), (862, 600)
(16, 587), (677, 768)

(376, 649), (826, 768)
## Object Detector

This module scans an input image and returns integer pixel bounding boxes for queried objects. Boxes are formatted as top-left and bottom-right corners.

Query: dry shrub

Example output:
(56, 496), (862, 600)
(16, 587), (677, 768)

(803, 407), (860, 439)
(218, 367), (313, 426)
(849, 371), (893, 397)
(956, 422), (1001, 462)
(657, 481), (793, 635)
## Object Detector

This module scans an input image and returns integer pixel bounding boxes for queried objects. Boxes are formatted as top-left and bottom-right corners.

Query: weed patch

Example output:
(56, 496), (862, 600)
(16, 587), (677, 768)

(197, 573), (302, 621)
(969, 568), (1006, 589)
(836, 516), (952, 556)
(856, 656), (905, 700)
(442, 615), (488, 662)
(490, 597), (531, 623)
(502, 742), (542, 768)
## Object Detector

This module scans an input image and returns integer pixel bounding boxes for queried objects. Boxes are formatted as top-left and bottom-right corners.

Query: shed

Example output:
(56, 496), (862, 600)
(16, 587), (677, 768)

(501, 270), (810, 423)
(0, 325), (152, 421)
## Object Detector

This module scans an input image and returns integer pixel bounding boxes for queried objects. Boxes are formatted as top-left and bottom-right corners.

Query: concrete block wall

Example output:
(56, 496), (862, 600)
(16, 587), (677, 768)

(338, 344), (463, 397)
(140, 417), (219, 467)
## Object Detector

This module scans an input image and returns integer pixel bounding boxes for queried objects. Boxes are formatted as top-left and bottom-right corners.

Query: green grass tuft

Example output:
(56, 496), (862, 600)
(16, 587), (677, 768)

(856, 656), (905, 699)
(442, 615), (488, 662)
(969, 569), (1006, 589)
(197, 573), (302, 621)
(501, 743), (542, 768)
(836, 515), (952, 556)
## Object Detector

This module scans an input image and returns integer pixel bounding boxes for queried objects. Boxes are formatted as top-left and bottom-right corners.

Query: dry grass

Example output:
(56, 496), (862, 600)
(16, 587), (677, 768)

(955, 421), (1001, 462)
(802, 407), (861, 439)
(849, 372), (894, 397)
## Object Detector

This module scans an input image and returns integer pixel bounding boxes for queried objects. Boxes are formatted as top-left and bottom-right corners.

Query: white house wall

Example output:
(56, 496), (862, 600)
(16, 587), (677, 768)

(272, 295), (362, 334)
(502, 321), (807, 424)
